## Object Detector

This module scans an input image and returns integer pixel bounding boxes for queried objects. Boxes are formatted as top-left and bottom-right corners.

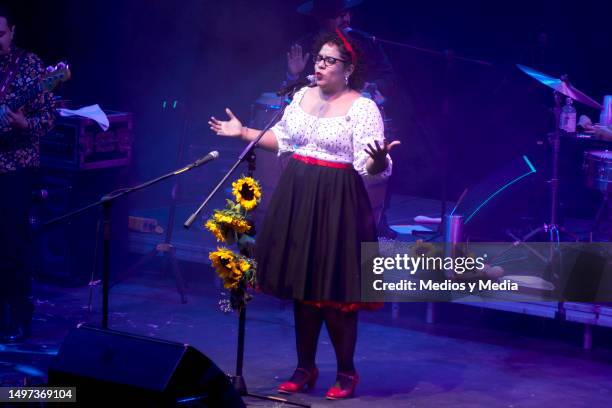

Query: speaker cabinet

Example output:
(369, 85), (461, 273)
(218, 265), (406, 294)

(48, 326), (244, 407)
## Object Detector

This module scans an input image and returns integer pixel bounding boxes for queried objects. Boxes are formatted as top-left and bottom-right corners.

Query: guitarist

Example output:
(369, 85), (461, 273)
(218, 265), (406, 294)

(0, 6), (55, 342)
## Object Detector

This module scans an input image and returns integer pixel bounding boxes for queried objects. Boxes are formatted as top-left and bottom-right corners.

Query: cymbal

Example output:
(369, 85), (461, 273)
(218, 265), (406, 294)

(517, 64), (602, 110)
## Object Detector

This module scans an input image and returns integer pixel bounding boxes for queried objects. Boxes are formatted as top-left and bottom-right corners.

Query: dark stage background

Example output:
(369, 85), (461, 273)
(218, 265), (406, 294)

(5, 3), (612, 399)
(8, 0), (612, 208)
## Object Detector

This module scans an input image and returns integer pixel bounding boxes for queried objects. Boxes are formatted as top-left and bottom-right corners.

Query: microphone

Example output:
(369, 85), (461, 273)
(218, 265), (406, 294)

(194, 150), (219, 166)
(276, 74), (316, 96)
(174, 151), (219, 175)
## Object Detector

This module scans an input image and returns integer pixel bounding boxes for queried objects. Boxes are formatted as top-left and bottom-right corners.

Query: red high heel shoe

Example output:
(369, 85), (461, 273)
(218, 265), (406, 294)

(277, 367), (319, 394)
(326, 372), (359, 400)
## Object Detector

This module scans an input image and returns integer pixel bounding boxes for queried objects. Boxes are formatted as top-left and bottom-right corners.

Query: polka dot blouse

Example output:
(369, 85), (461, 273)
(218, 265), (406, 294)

(271, 87), (392, 180)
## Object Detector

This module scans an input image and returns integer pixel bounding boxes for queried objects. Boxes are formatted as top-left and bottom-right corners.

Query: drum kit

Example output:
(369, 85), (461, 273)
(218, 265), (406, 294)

(516, 64), (612, 240)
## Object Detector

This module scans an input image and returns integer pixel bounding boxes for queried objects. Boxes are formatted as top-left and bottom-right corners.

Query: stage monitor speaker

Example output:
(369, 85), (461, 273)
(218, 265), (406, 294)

(48, 325), (245, 407)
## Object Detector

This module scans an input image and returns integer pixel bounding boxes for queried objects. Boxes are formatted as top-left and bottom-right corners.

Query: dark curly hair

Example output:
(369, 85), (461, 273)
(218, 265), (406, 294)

(0, 5), (16, 27)
(312, 31), (366, 91)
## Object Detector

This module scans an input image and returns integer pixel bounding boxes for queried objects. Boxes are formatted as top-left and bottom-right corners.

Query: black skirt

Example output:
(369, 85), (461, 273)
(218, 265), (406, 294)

(255, 154), (377, 302)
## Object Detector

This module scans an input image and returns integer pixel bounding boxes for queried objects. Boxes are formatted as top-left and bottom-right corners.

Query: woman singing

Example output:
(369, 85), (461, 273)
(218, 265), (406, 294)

(209, 30), (399, 400)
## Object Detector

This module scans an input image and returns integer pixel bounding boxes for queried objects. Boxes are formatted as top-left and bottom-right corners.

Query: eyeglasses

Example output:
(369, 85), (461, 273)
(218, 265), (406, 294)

(313, 54), (347, 67)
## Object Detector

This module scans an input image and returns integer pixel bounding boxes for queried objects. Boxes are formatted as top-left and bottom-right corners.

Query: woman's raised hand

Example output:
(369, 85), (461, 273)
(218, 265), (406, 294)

(209, 108), (243, 138)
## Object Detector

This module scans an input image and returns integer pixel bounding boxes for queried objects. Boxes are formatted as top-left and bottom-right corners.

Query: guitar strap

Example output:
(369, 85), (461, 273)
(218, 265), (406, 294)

(0, 49), (25, 103)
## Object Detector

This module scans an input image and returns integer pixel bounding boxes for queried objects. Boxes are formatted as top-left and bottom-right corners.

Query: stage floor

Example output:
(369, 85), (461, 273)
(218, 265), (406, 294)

(2, 271), (612, 407)
(2, 194), (610, 406)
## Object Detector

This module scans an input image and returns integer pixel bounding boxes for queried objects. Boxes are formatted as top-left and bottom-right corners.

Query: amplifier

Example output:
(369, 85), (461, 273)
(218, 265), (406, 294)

(41, 110), (133, 170)
(30, 167), (130, 286)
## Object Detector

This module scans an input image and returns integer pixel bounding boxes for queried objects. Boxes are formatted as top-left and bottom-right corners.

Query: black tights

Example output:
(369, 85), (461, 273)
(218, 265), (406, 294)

(293, 300), (358, 374)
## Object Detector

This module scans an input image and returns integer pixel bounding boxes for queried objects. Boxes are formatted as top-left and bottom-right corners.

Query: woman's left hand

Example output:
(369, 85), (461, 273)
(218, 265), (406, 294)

(365, 140), (400, 161)
(364, 139), (401, 175)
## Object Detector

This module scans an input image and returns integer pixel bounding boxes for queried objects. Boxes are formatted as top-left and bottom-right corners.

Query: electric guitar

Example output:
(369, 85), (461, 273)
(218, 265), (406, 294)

(1, 62), (71, 134)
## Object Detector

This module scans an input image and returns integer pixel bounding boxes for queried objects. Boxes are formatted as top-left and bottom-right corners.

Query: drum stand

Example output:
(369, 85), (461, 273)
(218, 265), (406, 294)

(589, 192), (612, 239)
(507, 92), (579, 287)
(509, 92), (579, 241)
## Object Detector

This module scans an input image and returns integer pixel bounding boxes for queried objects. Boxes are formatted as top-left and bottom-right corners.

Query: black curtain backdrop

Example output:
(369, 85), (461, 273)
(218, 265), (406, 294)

(8, 0), (612, 206)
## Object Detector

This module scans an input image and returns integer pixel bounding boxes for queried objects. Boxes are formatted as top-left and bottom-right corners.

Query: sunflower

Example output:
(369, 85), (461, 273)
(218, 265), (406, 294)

(223, 268), (243, 289)
(206, 176), (261, 307)
(213, 211), (251, 234)
(205, 219), (226, 242)
(213, 212), (233, 224)
(238, 258), (251, 273)
(232, 176), (261, 211)
(209, 247), (236, 274)
(209, 248), (247, 289)
(229, 217), (251, 234)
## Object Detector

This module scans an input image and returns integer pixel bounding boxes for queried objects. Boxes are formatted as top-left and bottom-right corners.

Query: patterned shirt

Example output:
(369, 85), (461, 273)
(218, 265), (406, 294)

(0, 46), (55, 173)
(271, 86), (392, 181)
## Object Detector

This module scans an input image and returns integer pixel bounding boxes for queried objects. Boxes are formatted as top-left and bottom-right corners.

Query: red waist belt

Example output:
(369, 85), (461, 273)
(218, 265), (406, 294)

(292, 154), (352, 169)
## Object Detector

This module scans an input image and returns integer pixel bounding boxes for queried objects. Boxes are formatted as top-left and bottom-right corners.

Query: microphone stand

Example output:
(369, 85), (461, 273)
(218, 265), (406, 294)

(183, 93), (290, 229)
(45, 154), (217, 330)
(183, 86), (310, 407)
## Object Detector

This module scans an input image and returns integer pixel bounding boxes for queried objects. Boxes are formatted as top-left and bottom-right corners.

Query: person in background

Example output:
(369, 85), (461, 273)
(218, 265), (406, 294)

(0, 5), (55, 343)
